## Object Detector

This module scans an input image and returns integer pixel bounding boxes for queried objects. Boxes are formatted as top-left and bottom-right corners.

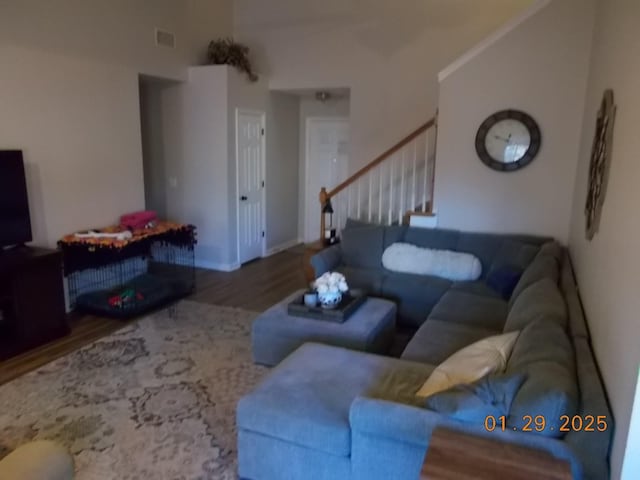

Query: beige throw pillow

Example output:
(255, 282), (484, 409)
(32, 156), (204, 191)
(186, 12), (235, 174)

(416, 331), (520, 398)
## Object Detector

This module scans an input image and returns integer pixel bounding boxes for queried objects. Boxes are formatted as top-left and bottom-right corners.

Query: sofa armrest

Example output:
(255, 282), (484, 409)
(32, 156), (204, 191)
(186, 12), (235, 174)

(349, 397), (585, 480)
(349, 396), (440, 446)
(310, 244), (342, 277)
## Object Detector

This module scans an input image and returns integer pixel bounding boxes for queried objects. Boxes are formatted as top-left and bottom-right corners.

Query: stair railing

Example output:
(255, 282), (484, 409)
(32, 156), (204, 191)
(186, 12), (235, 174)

(319, 114), (438, 240)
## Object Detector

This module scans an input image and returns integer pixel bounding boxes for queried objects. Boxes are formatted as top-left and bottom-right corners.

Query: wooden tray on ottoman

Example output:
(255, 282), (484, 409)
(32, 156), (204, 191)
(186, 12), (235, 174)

(287, 293), (366, 323)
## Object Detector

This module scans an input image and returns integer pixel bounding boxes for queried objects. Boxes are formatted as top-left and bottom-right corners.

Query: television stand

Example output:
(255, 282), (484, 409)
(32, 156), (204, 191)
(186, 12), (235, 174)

(0, 247), (68, 360)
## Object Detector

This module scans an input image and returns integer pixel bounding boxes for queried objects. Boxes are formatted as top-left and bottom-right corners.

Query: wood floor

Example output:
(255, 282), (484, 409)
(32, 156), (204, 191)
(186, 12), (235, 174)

(0, 245), (308, 386)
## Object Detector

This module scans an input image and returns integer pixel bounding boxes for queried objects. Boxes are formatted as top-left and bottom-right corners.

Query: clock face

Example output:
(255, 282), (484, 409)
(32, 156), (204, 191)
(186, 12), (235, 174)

(475, 110), (541, 172)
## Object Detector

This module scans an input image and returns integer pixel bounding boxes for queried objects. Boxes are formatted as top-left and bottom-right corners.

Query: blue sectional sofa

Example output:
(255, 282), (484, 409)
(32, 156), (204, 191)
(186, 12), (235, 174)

(237, 224), (612, 480)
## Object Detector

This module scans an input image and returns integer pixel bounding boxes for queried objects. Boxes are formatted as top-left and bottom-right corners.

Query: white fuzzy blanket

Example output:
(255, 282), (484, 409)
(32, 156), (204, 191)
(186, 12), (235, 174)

(382, 242), (482, 281)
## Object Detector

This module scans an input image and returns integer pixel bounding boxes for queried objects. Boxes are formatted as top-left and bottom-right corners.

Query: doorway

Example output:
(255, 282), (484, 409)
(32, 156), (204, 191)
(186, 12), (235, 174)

(304, 117), (350, 243)
(236, 109), (266, 264)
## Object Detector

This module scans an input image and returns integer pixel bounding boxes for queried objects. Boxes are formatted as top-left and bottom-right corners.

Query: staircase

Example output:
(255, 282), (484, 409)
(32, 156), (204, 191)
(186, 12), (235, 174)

(319, 114), (438, 239)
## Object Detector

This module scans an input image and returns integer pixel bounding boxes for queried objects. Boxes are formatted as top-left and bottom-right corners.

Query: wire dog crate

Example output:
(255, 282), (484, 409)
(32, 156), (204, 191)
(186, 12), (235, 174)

(59, 223), (196, 319)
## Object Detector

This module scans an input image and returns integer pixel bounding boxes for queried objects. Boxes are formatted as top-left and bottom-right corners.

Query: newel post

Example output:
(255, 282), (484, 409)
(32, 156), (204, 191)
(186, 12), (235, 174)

(319, 187), (328, 243)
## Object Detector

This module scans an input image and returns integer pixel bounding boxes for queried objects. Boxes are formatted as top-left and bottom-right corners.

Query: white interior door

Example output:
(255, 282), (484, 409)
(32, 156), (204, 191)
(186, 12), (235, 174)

(237, 110), (265, 264)
(304, 118), (350, 243)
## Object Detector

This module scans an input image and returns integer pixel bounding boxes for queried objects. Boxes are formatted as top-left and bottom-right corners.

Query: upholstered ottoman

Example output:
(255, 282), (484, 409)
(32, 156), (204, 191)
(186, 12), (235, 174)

(237, 342), (435, 480)
(251, 290), (396, 366)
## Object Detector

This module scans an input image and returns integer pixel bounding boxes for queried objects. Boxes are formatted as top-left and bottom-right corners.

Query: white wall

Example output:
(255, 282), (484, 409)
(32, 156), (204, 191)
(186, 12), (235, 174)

(567, 1), (640, 477)
(0, 1), (232, 248)
(160, 66), (268, 270)
(433, 0), (595, 242)
(0, 46), (145, 246)
(234, 0), (535, 175)
(266, 93), (301, 251)
(162, 67), (230, 268)
(297, 97), (351, 239)
(140, 79), (177, 219)
(0, 0), (233, 80)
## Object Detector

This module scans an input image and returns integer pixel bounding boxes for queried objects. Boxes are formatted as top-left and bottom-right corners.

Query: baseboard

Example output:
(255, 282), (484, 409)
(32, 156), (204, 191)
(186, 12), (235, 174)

(263, 238), (302, 258)
(195, 259), (241, 272)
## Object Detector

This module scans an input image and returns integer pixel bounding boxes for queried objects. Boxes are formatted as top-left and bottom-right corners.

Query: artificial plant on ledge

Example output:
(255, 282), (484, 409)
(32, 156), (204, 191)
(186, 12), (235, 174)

(206, 37), (258, 82)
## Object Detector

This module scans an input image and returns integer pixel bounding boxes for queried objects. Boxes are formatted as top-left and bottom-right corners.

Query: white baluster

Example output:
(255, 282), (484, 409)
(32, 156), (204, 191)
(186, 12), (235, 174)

(368, 172), (373, 223)
(388, 155), (394, 225)
(412, 140), (417, 213)
(399, 148), (405, 223)
(347, 183), (352, 220)
(423, 130), (430, 212)
(378, 164), (383, 224)
(357, 178), (361, 220)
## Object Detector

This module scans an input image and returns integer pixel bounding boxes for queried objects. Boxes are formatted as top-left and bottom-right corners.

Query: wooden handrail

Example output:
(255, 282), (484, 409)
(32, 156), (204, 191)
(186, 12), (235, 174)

(325, 116), (437, 200)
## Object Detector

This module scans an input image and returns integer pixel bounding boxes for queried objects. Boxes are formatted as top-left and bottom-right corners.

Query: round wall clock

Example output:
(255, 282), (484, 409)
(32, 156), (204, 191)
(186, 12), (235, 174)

(475, 110), (542, 172)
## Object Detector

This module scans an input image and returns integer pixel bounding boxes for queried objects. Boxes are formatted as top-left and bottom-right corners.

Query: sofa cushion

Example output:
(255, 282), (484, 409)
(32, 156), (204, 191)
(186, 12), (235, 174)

(538, 240), (564, 263)
(503, 278), (567, 332)
(366, 364), (436, 408)
(404, 227), (459, 250)
(424, 372), (527, 422)
(490, 239), (540, 270)
(506, 320), (578, 437)
(402, 319), (498, 365)
(560, 255), (590, 338)
(456, 232), (505, 278)
(383, 225), (407, 248)
(337, 266), (386, 296)
(381, 273), (451, 327)
(416, 331), (520, 397)
(341, 225), (384, 269)
(428, 291), (508, 331)
(450, 281), (502, 299)
(485, 265), (524, 300)
(237, 343), (434, 457)
(509, 251), (560, 308)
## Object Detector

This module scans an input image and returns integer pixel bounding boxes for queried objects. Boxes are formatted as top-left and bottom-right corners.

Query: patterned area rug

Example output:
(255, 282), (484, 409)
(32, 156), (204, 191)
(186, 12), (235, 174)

(0, 301), (268, 479)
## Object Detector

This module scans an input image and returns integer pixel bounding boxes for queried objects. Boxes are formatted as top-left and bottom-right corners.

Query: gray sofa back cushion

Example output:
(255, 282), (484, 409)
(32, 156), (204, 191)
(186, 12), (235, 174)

(539, 240), (564, 263)
(560, 254), (591, 338)
(564, 337), (613, 479)
(506, 319), (578, 437)
(504, 278), (567, 332)
(341, 226), (384, 269)
(403, 228), (460, 251)
(509, 246), (561, 309)
(488, 240), (540, 275)
(455, 232), (505, 277)
(383, 225), (407, 249)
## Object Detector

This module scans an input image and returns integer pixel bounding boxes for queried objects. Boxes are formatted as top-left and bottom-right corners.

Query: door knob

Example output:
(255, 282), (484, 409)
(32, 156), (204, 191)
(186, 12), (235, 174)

(240, 195), (248, 201)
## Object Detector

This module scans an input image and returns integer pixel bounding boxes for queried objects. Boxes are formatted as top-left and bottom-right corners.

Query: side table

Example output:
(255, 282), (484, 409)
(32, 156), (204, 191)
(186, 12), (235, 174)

(420, 428), (572, 480)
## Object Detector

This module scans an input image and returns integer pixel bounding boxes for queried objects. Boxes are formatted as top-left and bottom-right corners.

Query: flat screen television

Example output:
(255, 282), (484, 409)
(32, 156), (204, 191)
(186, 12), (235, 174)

(0, 150), (32, 248)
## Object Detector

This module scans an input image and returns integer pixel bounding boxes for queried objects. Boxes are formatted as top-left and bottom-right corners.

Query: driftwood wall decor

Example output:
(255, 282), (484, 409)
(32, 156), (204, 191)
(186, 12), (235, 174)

(585, 89), (617, 240)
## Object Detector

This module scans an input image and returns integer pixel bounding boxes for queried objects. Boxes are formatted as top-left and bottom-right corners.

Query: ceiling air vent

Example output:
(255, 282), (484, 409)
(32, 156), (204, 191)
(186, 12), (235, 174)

(155, 28), (176, 49)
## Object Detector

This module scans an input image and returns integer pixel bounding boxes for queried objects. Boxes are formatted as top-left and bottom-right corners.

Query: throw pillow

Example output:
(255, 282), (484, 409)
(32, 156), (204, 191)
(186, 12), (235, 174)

(416, 331), (520, 398)
(382, 243), (482, 281)
(486, 265), (523, 299)
(424, 373), (527, 423)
